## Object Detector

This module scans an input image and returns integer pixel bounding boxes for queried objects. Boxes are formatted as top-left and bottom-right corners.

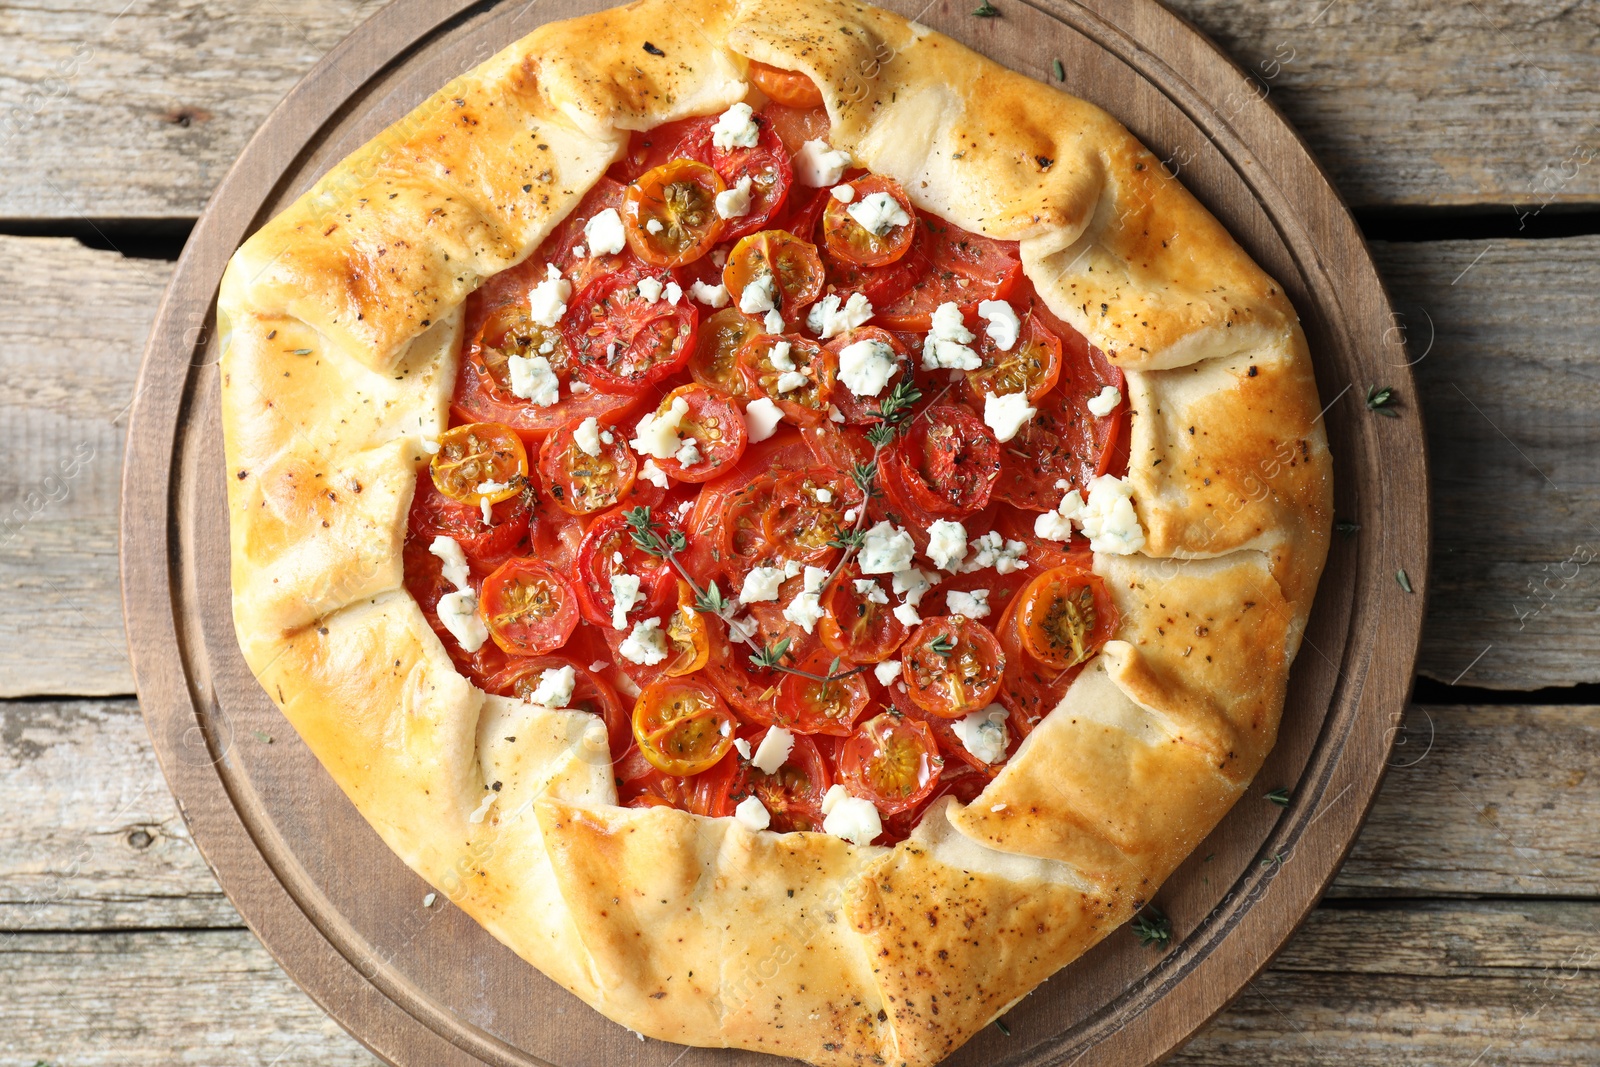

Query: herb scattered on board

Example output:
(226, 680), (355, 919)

(1365, 384), (1399, 416)
(1131, 906), (1172, 949)
(972, 1), (1000, 15)
(992, 1019), (1012, 1037)
(1335, 520), (1360, 537)
(1052, 58), (1065, 82)
(1396, 568), (1414, 593)
(1265, 787), (1290, 806)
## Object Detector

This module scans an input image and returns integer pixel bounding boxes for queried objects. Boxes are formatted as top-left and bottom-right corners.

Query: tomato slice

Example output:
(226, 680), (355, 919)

(822, 175), (916, 268)
(451, 337), (641, 444)
(661, 581), (711, 677)
(761, 467), (860, 567)
(407, 469), (529, 564)
(709, 726), (833, 831)
(677, 114), (795, 241)
(902, 615), (1006, 718)
(737, 334), (836, 426)
(821, 234), (925, 309)
(430, 422), (528, 506)
(963, 304), (1063, 405)
(623, 159), (726, 267)
(775, 649), (872, 735)
(1016, 563), (1118, 670)
(486, 655), (630, 753)
(875, 216), (1023, 330)
(688, 306), (759, 397)
(632, 678), (738, 776)
(761, 104), (831, 157)
(749, 61), (824, 108)
(838, 713), (943, 816)
(722, 230), (824, 327)
(886, 679), (1010, 777)
(993, 592), (1075, 738)
(478, 558), (580, 656)
(573, 507), (679, 630)
(824, 328), (913, 426)
(820, 568), (909, 663)
(889, 405), (1000, 519)
(712, 472), (779, 578)
(564, 270), (699, 389)
(536, 415), (636, 515)
(645, 383), (749, 483)
(607, 117), (708, 185)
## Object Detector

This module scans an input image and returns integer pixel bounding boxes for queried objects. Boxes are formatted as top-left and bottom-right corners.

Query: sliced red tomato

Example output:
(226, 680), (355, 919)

(824, 328), (913, 425)
(430, 422), (528, 506)
(749, 62), (825, 108)
(762, 467), (860, 566)
(451, 339), (641, 444)
(407, 469), (529, 564)
(820, 568), (908, 663)
(822, 175), (916, 268)
(774, 649), (871, 735)
(993, 592), (1076, 738)
(902, 615), (1006, 718)
(623, 159), (726, 267)
(821, 234), (925, 309)
(878, 761), (991, 842)
(631, 678), (737, 776)
(875, 216), (1023, 330)
(886, 679), (1010, 776)
(889, 405), (1001, 519)
(564, 270), (699, 389)
(572, 507), (679, 630)
(711, 472), (779, 579)
(478, 558), (580, 656)
(699, 617), (805, 724)
(536, 415), (636, 515)
(963, 304), (1064, 406)
(737, 334), (836, 426)
(1016, 563), (1118, 670)
(486, 655), (629, 754)
(606, 117), (709, 185)
(688, 306), (758, 397)
(722, 230), (825, 326)
(707, 726), (832, 831)
(761, 103), (831, 157)
(677, 114), (794, 241)
(644, 383), (749, 483)
(838, 713), (943, 816)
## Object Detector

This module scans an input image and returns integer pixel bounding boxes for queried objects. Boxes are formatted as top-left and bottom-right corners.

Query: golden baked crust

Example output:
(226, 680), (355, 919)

(219, 0), (1333, 1062)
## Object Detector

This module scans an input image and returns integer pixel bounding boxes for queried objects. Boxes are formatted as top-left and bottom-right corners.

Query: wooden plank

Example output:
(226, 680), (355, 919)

(0, 0), (1596, 218)
(4, 699), (1593, 935)
(6, 902), (1597, 1067)
(1373, 237), (1600, 689)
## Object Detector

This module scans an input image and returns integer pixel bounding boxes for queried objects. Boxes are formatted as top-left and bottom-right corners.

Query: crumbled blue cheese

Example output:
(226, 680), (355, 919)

(874, 659), (902, 686)
(508, 353), (560, 406)
(847, 191), (911, 236)
(739, 566), (787, 604)
(1079, 474), (1146, 554)
(794, 139), (852, 186)
(946, 588), (991, 620)
(951, 705), (1009, 765)
(609, 573), (642, 630)
(769, 340), (796, 372)
(734, 737), (752, 760)
(573, 416), (603, 457)
(830, 183), (855, 203)
(428, 535), (472, 590)
(528, 264), (571, 327)
(921, 302), (981, 371)
(675, 437), (702, 467)
(740, 274), (777, 316)
(837, 337), (896, 397)
(752, 726), (795, 774)
(690, 280), (730, 308)
(645, 218), (664, 235)
(775, 370), (809, 393)
(436, 590), (487, 654)
(815, 488), (833, 503)
(733, 795), (771, 831)
(821, 785), (882, 845)
(977, 299), (1020, 351)
(852, 578), (890, 604)
(925, 520), (968, 572)
(636, 276), (665, 304)
(743, 397), (784, 441)
(630, 395), (691, 459)
(807, 292), (873, 339)
(890, 567), (939, 626)
(962, 530), (1028, 575)
(663, 281), (683, 305)
(711, 102), (760, 150)
(782, 565), (830, 633)
(639, 459), (669, 489)
(1034, 488), (1083, 542)
(527, 665), (576, 708)
(619, 618), (668, 665)
(859, 521), (915, 574)
(584, 208), (626, 256)
(1087, 384), (1123, 417)
(715, 174), (754, 219)
(983, 390), (1036, 443)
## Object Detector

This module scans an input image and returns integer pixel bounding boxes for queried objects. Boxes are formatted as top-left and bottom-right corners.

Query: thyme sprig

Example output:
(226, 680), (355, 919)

(1131, 906), (1172, 949)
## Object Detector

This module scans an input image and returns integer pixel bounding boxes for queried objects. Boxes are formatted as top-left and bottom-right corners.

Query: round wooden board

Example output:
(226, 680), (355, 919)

(121, 0), (1429, 1064)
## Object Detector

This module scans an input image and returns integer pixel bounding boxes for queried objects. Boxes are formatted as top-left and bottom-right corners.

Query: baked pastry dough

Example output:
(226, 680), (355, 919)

(219, 0), (1332, 1062)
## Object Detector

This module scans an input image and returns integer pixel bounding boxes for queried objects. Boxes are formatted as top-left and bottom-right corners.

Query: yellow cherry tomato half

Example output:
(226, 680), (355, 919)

(1016, 564), (1119, 670)
(632, 678), (737, 776)
(662, 581), (712, 677)
(624, 159), (727, 268)
(429, 422), (528, 506)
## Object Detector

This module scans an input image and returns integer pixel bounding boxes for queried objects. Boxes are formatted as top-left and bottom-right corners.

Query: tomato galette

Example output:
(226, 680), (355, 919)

(219, 0), (1332, 1063)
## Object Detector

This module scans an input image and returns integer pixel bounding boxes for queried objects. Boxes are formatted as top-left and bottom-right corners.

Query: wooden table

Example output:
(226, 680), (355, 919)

(4, 1), (1597, 1063)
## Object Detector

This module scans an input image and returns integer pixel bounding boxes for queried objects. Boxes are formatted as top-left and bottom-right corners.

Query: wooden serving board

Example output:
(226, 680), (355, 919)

(120, 0), (1429, 1064)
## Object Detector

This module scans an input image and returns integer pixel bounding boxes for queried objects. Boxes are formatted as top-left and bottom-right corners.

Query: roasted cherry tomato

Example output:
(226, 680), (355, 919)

(902, 615), (1006, 718)
(723, 230), (825, 326)
(737, 334), (836, 426)
(889, 405), (1001, 519)
(822, 175), (916, 268)
(775, 649), (872, 735)
(820, 569), (908, 663)
(824, 328), (913, 426)
(661, 581), (712, 677)
(1016, 564), (1119, 670)
(762, 468), (859, 566)
(749, 61), (825, 108)
(472, 301), (572, 394)
(632, 678), (737, 776)
(623, 159), (726, 267)
(875, 217), (1023, 330)
(688, 306), (759, 397)
(677, 114), (795, 241)
(478, 558), (580, 656)
(821, 236), (925, 309)
(429, 422), (528, 506)
(564, 270), (698, 389)
(762, 104), (832, 157)
(536, 415), (636, 515)
(487, 655), (629, 753)
(700, 616), (796, 723)
(993, 592), (1072, 737)
(645, 384), (749, 483)
(573, 506), (679, 629)
(708, 726), (832, 831)
(963, 305), (1063, 405)
(838, 713), (943, 816)
(407, 469), (529, 563)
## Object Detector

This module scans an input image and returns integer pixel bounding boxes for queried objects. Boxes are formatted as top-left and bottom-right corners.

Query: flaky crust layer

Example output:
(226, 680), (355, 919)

(219, 1), (1332, 1063)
